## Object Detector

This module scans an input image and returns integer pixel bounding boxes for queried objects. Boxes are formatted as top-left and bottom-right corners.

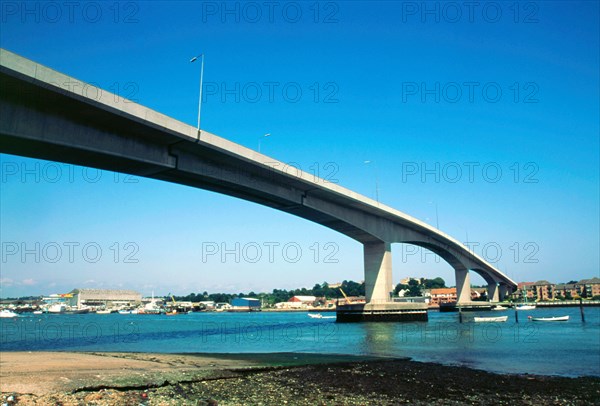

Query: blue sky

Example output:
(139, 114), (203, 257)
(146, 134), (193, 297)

(1, 1), (598, 297)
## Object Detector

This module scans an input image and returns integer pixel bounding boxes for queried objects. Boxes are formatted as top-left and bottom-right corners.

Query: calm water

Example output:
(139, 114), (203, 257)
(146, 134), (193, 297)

(2, 307), (599, 377)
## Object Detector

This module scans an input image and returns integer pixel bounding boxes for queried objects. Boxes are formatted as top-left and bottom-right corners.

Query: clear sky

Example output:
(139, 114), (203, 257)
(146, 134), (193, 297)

(1, 1), (598, 297)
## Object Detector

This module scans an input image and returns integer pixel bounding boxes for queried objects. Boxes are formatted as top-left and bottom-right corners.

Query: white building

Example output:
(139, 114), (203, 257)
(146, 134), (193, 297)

(68, 288), (142, 308)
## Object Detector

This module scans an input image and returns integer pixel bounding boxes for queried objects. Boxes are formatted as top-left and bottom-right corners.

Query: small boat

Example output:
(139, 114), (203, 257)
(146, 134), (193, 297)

(118, 310), (131, 315)
(66, 307), (90, 314)
(528, 315), (569, 322)
(492, 305), (508, 311)
(474, 316), (508, 322)
(0, 309), (18, 318)
(48, 304), (67, 313)
(516, 304), (536, 310)
(308, 313), (323, 319)
(33, 310), (43, 315)
(96, 309), (113, 314)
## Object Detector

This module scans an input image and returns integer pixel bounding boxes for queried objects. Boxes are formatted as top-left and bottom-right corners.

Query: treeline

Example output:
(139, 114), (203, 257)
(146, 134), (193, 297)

(173, 280), (365, 305)
(393, 277), (447, 297)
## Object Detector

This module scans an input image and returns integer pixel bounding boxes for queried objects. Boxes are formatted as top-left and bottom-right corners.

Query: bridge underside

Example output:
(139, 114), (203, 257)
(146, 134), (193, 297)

(0, 50), (517, 310)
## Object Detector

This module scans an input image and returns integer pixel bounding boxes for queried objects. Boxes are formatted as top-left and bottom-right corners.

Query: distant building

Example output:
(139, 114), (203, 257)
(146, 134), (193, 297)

(215, 302), (231, 310)
(532, 280), (554, 301)
(515, 278), (600, 301)
(514, 282), (536, 300)
(579, 278), (600, 298)
(231, 297), (261, 310)
(427, 288), (457, 306)
(471, 288), (487, 299)
(279, 295), (318, 309)
(553, 283), (581, 299)
(42, 293), (70, 305)
(425, 288), (480, 306)
(68, 288), (142, 308)
(289, 295), (317, 304)
(199, 301), (216, 310)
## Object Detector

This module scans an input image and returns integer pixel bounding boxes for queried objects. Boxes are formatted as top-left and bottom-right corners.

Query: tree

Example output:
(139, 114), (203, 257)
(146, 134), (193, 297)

(423, 277), (446, 289)
(342, 280), (365, 297)
(394, 283), (409, 295)
(405, 282), (422, 297)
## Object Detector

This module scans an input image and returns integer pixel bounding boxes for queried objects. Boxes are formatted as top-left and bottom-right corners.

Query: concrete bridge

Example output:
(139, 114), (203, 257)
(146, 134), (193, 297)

(0, 48), (517, 307)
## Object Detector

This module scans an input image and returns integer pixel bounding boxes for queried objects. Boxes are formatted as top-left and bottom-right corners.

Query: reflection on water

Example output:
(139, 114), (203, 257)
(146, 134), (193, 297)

(361, 323), (398, 356)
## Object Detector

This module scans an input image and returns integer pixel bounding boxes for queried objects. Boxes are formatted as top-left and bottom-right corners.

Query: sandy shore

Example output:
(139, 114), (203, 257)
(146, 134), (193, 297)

(1, 351), (599, 405)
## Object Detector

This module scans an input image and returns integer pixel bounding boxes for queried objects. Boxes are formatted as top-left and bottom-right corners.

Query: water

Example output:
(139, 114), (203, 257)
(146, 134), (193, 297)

(2, 307), (599, 377)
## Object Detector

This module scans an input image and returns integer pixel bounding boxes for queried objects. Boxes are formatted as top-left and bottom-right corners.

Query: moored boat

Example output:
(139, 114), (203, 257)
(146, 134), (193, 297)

(66, 307), (90, 314)
(516, 304), (536, 310)
(474, 316), (508, 322)
(0, 309), (18, 318)
(48, 304), (67, 313)
(528, 315), (569, 322)
(492, 305), (508, 311)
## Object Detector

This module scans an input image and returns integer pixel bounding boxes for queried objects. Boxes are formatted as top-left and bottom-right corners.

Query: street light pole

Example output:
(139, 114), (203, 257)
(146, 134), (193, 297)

(258, 133), (271, 153)
(190, 54), (204, 133)
(428, 200), (439, 229)
(364, 160), (379, 203)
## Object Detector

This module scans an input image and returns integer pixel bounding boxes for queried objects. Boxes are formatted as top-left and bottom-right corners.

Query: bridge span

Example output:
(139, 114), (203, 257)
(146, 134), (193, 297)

(0, 48), (517, 308)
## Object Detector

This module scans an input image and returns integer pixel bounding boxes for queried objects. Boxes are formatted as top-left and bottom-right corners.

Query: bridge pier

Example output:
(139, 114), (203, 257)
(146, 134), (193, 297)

(488, 282), (500, 302)
(336, 241), (428, 322)
(498, 284), (510, 301)
(363, 241), (393, 303)
(455, 267), (472, 304)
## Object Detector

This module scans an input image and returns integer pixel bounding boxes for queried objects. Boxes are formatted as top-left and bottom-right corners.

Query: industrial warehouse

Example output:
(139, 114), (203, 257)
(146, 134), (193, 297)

(67, 288), (142, 308)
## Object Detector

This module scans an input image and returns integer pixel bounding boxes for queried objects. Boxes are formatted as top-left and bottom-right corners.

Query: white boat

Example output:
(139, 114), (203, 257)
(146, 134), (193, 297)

(474, 316), (508, 322)
(516, 304), (536, 310)
(48, 304), (67, 313)
(529, 315), (569, 322)
(308, 313), (323, 319)
(0, 309), (18, 318)
(66, 307), (90, 314)
(32, 310), (43, 315)
(492, 305), (508, 311)
(96, 309), (113, 314)
(118, 310), (131, 314)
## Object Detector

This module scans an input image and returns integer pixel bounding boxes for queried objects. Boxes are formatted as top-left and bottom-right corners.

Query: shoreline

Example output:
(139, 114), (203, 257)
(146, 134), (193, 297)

(1, 351), (599, 405)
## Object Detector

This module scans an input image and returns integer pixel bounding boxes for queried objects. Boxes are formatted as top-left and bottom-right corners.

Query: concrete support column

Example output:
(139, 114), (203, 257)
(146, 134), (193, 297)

(488, 283), (500, 303)
(364, 241), (393, 303)
(455, 268), (471, 304)
(498, 284), (509, 301)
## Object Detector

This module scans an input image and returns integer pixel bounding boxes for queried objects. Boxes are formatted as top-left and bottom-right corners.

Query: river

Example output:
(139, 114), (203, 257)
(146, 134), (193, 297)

(2, 306), (598, 377)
